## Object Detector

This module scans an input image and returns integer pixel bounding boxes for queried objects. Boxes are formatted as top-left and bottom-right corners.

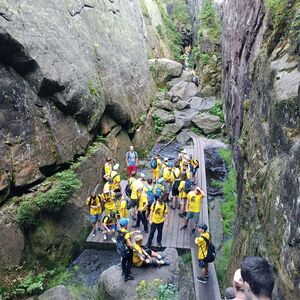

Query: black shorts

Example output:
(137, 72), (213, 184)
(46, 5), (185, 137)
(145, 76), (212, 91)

(129, 199), (138, 208)
(172, 181), (180, 196)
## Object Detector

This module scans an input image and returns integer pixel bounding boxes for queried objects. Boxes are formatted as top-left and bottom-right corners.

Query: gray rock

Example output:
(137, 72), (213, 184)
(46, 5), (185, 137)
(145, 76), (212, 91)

(149, 58), (183, 85)
(169, 81), (200, 101)
(209, 197), (224, 250)
(100, 114), (117, 135)
(192, 112), (222, 134)
(165, 91), (173, 101)
(201, 85), (217, 97)
(154, 109), (175, 123)
(166, 70), (193, 88)
(34, 285), (74, 300)
(99, 248), (181, 300)
(271, 53), (298, 71)
(161, 123), (183, 136)
(155, 91), (166, 101)
(174, 101), (190, 110)
(175, 109), (198, 128)
(176, 131), (192, 145)
(189, 97), (216, 111)
(154, 100), (174, 111)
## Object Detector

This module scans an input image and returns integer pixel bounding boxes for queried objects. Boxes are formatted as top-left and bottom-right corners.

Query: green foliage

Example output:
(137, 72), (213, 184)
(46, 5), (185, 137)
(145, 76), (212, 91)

(191, 126), (202, 135)
(172, 1), (191, 28)
(150, 63), (159, 80)
(181, 252), (192, 264)
(265, 0), (290, 28)
(140, 0), (150, 18)
(17, 170), (82, 228)
(69, 284), (99, 300)
(136, 279), (178, 300)
(156, 24), (164, 38)
(199, 53), (212, 66)
(215, 148), (237, 237)
(152, 113), (165, 133)
(17, 272), (45, 295)
(208, 100), (224, 122)
(46, 266), (75, 289)
(215, 239), (233, 290)
(155, 0), (184, 61)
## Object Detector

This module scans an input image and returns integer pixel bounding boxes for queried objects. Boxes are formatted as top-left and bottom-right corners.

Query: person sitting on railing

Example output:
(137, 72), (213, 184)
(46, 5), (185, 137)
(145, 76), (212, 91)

(132, 235), (169, 267)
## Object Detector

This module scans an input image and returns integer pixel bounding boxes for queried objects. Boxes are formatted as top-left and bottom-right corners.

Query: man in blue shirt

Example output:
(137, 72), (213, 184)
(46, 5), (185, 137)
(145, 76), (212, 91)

(126, 145), (138, 177)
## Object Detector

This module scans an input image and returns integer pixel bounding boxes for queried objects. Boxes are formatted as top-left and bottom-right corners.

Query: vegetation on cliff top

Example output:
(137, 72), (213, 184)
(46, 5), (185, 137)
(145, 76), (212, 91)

(17, 170), (82, 228)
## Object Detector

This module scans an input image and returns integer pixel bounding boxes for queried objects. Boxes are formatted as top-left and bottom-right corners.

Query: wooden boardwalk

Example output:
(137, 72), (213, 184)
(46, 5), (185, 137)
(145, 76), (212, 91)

(85, 133), (221, 299)
(85, 181), (192, 251)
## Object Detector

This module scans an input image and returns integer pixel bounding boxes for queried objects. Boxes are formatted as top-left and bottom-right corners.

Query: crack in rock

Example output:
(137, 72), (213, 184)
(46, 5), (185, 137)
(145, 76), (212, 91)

(0, 11), (12, 21)
(69, 4), (94, 17)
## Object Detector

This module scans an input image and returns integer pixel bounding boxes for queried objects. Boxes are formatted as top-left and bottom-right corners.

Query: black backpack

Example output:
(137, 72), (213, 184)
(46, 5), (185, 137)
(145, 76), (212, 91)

(125, 179), (134, 197)
(202, 234), (216, 263)
(116, 230), (130, 258)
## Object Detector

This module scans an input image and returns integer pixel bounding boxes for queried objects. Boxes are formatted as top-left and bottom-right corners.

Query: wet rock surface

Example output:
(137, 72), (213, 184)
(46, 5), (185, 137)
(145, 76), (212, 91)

(192, 112), (222, 134)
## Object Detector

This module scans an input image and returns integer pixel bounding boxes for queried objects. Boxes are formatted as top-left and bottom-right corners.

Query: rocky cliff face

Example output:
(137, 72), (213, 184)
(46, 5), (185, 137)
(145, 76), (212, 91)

(0, 0), (154, 201)
(222, 0), (299, 298)
(0, 0), (156, 275)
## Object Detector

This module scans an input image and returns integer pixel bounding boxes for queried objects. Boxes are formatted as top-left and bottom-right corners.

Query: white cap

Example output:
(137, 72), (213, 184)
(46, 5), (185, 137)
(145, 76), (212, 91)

(233, 269), (243, 285)
(113, 163), (119, 170)
(185, 155), (190, 161)
(164, 157), (169, 162)
(140, 173), (145, 178)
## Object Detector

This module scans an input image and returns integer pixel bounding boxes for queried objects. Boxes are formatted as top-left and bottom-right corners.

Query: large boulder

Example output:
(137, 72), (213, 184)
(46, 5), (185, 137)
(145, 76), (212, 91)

(166, 70), (193, 88)
(169, 81), (200, 102)
(154, 109), (175, 123)
(154, 100), (174, 111)
(201, 85), (217, 97)
(189, 97), (216, 111)
(176, 131), (192, 145)
(149, 58), (183, 85)
(174, 101), (190, 110)
(33, 285), (74, 300)
(99, 248), (192, 300)
(100, 114), (117, 135)
(192, 112), (223, 134)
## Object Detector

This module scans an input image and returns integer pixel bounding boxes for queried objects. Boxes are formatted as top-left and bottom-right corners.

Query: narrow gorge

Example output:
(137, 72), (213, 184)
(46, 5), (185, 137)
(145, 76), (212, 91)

(0, 0), (299, 299)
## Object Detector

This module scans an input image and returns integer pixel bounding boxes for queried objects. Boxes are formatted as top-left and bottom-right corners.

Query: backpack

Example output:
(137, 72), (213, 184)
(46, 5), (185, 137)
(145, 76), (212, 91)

(154, 185), (163, 198)
(191, 158), (199, 169)
(153, 200), (166, 214)
(146, 186), (155, 204)
(150, 158), (157, 169)
(125, 179), (134, 197)
(202, 234), (216, 263)
(183, 180), (192, 193)
(116, 230), (130, 258)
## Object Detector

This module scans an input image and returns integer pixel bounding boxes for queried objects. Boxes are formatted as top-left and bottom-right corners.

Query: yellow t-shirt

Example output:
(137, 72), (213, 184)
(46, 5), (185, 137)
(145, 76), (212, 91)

(100, 192), (116, 211)
(171, 168), (180, 182)
(102, 215), (116, 226)
(187, 191), (204, 213)
(120, 227), (131, 241)
(104, 163), (112, 176)
(178, 180), (188, 198)
(86, 196), (102, 215)
(195, 232), (211, 260)
(163, 168), (172, 182)
(103, 181), (112, 192)
(133, 243), (144, 267)
(119, 199), (129, 218)
(150, 201), (168, 224)
(110, 170), (121, 190)
(138, 193), (149, 212)
(152, 158), (162, 172)
(186, 169), (191, 180)
(130, 178), (139, 200)
(191, 158), (199, 169)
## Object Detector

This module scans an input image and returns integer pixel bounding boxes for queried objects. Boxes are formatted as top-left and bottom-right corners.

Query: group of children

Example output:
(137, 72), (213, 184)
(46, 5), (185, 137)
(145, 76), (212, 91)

(85, 146), (207, 281)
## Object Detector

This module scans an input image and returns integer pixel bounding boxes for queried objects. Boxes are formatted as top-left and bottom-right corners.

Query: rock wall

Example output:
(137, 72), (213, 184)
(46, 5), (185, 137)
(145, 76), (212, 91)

(222, 0), (300, 298)
(0, 0), (154, 202)
(0, 0), (157, 276)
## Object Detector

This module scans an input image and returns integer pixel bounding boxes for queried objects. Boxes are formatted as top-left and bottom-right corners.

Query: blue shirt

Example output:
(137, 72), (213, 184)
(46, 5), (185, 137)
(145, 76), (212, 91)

(126, 151), (138, 166)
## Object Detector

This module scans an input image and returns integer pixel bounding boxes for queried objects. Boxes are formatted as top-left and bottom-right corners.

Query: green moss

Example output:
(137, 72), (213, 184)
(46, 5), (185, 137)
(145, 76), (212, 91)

(191, 126), (203, 136)
(150, 63), (159, 80)
(208, 100), (224, 122)
(136, 279), (178, 300)
(69, 284), (100, 300)
(17, 170), (82, 228)
(266, 0), (290, 28)
(140, 0), (150, 19)
(215, 239), (233, 291)
(156, 24), (164, 38)
(152, 113), (165, 133)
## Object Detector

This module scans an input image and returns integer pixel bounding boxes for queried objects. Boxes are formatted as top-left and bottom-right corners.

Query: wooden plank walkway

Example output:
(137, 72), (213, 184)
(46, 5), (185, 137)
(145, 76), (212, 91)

(85, 181), (191, 251)
(188, 132), (221, 300)
(85, 134), (221, 299)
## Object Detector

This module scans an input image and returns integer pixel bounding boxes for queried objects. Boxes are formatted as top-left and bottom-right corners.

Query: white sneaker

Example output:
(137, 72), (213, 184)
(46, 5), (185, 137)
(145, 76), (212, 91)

(111, 237), (116, 243)
(103, 234), (107, 241)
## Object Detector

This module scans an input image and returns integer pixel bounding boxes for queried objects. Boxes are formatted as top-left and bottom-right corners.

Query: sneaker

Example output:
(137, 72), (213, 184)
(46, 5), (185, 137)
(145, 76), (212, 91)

(178, 212), (184, 218)
(103, 234), (107, 241)
(170, 206), (176, 210)
(157, 243), (162, 248)
(92, 229), (96, 237)
(205, 272), (209, 279)
(111, 237), (116, 243)
(191, 228), (196, 235)
(97, 228), (102, 233)
(132, 216), (137, 221)
(124, 275), (134, 282)
(177, 206), (181, 210)
(196, 277), (207, 284)
(158, 255), (166, 260)
(145, 243), (151, 249)
(180, 225), (187, 230)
